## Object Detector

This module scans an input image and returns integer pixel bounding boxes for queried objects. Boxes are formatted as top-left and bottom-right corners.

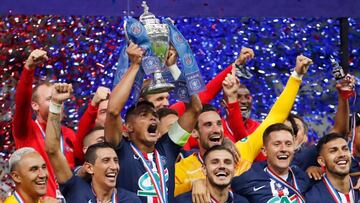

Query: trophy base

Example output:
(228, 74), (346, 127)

(147, 82), (175, 94)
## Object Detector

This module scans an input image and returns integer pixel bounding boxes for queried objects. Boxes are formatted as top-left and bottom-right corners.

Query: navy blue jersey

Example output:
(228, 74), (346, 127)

(231, 162), (311, 203)
(291, 145), (318, 171)
(174, 191), (250, 203)
(60, 175), (141, 203)
(351, 156), (360, 173)
(305, 177), (360, 203)
(115, 134), (181, 203)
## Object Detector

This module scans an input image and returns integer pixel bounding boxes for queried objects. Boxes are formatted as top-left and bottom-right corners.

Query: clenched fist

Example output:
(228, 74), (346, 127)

(25, 49), (48, 70)
(295, 55), (313, 75)
(235, 47), (254, 65)
(91, 86), (110, 106)
(51, 83), (73, 105)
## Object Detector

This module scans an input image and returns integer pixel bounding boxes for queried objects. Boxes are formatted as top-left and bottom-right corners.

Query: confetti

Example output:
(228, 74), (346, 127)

(1, 15), (360, 196)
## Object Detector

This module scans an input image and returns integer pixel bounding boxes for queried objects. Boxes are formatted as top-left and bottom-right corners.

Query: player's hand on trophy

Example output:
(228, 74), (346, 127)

(166, 45), (178, 67)
(295, 55), (313, 75)
(126, 42), (144, 66)
(25, 49), (48, 70)
(51, 83), (73, 105)
(234, 47), (254, 65)
(91, 86), (110, 107)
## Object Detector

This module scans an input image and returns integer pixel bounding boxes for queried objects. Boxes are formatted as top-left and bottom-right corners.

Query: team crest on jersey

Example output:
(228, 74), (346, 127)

(137, 168), (169, 197)
(266, 179), (295, 203)
(267, 194), (299, 203)
(240, 137), (248, 142)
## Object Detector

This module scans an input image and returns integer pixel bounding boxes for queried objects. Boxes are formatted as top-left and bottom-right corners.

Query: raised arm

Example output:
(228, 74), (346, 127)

(105, 43), (144, 146)
(13, 49), (48, 140)
(45, 83), (74, 184)
(169, 94), (202, 146)
(331, 74), (354, 135)
(170, 47), (254, 115)
(222, 67), (249, 141)
(236, 55), (313, 162)
(74, 86), (110, 161)
(200, 47), (254, 104)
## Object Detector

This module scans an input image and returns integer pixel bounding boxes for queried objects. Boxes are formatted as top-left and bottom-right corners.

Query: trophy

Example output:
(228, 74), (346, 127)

(138, 1), (175, 94)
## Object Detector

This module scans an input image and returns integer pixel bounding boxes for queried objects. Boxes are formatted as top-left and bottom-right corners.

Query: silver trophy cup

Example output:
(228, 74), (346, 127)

(139, 1), (174, 94)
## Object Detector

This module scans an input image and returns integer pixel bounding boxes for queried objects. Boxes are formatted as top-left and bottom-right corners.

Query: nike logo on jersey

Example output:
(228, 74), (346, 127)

(253, 185), (266, 192)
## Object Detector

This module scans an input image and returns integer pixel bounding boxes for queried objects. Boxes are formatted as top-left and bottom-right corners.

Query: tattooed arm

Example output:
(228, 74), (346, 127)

(45, 83), (74, 184)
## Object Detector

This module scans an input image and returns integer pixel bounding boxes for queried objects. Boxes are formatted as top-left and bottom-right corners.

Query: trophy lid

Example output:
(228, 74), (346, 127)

(139, 1), (160, 25)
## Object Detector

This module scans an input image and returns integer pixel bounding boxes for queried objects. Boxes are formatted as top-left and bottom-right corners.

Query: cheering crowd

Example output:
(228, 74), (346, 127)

(1, 42), (359, 203)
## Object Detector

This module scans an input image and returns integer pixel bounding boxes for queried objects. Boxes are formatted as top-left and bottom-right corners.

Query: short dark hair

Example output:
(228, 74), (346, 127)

(263, 123), (294, 145)
(83, 126), (105, 145)
(84, 142), (115, 164)
(286, 114), (309, 137)
(124, 100), (156, 122)
(157, 108), (178, 120)
(195, 104), (219, 130)
(32, 80), (53, 102)
(203, 145), (235, 164)
(316, 132), (347, 155)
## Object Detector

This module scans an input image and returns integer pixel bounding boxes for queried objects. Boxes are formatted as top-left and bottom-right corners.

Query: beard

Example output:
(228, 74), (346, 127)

(326, 160), (350, 177)
(207, 175), (230, 190)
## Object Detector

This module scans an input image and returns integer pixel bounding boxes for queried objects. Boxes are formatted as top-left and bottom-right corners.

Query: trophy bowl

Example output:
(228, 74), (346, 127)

(140, 2), (175, 94)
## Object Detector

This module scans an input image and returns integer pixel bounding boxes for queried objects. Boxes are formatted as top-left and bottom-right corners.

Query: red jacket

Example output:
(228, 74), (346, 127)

(13, 68), (76, 198)
(73, 103), (98, 163)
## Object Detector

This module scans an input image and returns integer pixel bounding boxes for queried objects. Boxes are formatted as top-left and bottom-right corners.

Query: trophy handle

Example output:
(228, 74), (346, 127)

(123, 20), (130, 42)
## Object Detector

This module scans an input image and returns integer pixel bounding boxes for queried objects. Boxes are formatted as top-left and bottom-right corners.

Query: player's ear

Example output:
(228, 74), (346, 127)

(11, 171), (22, 184)
(317, 155), (325, 167)
(261, 146), (267, 157)
(83, 162), (94, 175)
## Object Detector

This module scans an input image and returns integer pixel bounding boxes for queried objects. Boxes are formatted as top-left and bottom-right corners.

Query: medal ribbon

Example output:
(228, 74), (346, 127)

(323, 174), (355, 203)
(265, 167), (305, 203)
(210, 191), (234, 203)
(14, 191), (25, 203)
(130, 143), (167, 203)
(349, 114), (356, 156)
(91, 183), (117, 203)
(197, 153), (204, 165)
(35, 119), (64, 155)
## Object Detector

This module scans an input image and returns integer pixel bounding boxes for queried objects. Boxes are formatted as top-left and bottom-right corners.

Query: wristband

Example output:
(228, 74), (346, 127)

(49, 101), (62, 114)
(291, 70), (304, 80)
(168, 64), (181, 80)
(168, 121), (190, 146)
